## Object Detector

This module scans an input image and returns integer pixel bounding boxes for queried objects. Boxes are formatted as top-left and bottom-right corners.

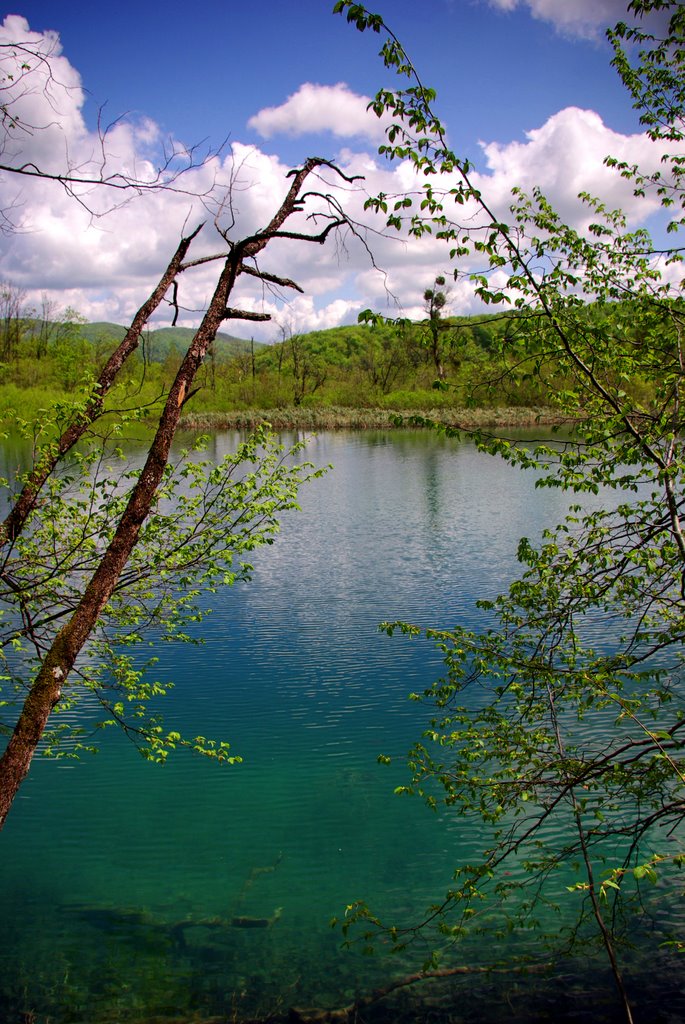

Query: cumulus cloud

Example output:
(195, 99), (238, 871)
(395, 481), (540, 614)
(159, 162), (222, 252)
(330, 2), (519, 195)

(0, 21), (392, 336)
(473, 106), (679, 228)
(247, 83), (388, 142)
(343, 103), (685, 318)
(0, 17), (681, 338)
(0, 15), (87, 173)
(486, 0), (631, 37)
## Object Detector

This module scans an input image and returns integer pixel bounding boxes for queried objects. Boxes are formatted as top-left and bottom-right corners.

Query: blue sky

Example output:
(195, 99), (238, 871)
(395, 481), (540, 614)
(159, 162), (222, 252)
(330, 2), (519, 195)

(0, 0), (674, 337)
(13, 0), (639, 160)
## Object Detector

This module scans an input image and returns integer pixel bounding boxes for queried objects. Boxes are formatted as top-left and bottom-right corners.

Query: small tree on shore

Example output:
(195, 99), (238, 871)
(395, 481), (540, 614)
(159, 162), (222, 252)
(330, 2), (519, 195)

(0, 280), (26, 360)
(422, 273), (450, 381)
(289, 332), (327, 406)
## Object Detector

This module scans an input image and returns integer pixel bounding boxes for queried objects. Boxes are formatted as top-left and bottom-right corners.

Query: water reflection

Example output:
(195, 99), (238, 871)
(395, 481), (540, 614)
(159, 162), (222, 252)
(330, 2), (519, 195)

(0, 428), (678, 1022)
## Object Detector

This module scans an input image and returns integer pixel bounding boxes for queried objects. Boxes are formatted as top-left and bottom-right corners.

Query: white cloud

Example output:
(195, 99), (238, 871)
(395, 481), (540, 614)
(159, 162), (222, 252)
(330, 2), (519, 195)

(247, 83), (387, 142)
(253, 295), (364, 337)
(474, 106), (679, 228)
(486, 0), (631, 37)
(0, 18), (681, 340)
(0, 15), (87, 172)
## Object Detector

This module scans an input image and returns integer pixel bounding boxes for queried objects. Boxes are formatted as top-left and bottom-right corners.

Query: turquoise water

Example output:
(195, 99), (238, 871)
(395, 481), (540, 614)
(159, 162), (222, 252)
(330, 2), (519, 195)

(1, 429), (683, 1023)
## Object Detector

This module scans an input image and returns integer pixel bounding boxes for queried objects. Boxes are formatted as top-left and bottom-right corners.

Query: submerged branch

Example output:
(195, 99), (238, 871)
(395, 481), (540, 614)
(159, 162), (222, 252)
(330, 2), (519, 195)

(289, 961), (554, 1024)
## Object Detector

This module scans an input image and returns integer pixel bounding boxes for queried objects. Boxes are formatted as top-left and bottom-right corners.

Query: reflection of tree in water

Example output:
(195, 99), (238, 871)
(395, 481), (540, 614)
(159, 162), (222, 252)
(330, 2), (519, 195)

(421, 445), (442, 533)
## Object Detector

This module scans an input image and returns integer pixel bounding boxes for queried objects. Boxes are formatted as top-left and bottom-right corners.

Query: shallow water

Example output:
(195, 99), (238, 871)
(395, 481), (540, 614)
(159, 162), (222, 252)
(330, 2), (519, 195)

(0, 429), (683, 1023)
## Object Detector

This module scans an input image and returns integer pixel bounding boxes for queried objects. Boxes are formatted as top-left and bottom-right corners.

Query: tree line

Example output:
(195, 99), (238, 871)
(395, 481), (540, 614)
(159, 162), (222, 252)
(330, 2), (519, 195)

(0, 279), (656, 413)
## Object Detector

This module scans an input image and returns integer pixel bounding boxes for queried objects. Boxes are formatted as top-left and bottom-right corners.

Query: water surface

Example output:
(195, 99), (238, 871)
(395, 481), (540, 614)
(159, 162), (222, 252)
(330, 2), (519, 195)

(0, 429), (681, 1023)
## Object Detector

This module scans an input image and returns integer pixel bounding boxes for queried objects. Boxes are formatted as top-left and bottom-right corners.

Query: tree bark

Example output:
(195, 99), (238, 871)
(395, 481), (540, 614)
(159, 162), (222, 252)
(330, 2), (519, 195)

(0, 223), (204, 550)
(0, 158), (347, 829)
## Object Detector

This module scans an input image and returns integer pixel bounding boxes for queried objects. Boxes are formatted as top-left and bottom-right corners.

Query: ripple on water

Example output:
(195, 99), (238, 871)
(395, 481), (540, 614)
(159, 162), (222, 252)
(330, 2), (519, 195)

(0, 429), (676, 1023)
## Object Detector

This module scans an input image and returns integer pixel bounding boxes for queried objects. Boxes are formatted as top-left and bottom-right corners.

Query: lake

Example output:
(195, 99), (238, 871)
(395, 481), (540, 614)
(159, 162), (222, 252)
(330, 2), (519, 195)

(0, 428), (683, 1023)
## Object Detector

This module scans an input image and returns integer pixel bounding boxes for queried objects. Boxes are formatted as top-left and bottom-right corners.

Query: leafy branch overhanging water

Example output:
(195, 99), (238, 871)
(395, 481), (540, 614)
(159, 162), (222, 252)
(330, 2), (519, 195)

(331, 3), (685, 1021)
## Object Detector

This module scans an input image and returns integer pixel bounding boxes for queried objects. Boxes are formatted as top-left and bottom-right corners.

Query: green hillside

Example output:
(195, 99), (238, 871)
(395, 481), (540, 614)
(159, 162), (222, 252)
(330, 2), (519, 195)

(0, 303), (649, 423)
(79, 323), (263, 364)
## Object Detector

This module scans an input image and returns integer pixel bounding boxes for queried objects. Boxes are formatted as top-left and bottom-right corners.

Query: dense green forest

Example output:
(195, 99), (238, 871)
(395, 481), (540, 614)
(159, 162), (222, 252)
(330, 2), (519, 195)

(0, 287), (648, 424)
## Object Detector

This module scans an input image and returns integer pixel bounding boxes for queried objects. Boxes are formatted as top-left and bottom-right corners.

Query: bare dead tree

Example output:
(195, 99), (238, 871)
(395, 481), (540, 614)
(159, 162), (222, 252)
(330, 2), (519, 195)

(0, 29), (221, 234)
(0, 156), (362, 829)
(0, 279), (26, 359)
(0, 223), (203, 549)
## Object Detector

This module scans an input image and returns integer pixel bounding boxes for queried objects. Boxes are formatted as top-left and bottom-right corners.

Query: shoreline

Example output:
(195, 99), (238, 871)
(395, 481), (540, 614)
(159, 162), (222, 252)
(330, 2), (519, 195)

(179, 405), (571, 432)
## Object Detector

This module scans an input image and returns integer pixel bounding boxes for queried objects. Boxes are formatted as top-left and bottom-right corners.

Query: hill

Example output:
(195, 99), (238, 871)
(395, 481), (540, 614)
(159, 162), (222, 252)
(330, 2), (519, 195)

(0, 303), (648, 421)
(79, 323), (265, 364)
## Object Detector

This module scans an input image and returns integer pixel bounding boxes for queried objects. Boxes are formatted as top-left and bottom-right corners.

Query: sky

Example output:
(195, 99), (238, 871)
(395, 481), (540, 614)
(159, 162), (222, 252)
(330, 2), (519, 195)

(0, 0), (677, 340)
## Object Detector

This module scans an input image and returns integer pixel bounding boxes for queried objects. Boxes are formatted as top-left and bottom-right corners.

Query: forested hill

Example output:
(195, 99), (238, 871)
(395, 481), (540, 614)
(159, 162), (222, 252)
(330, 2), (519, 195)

(79, 323), (261, 364)
(0, 303), (648, 419)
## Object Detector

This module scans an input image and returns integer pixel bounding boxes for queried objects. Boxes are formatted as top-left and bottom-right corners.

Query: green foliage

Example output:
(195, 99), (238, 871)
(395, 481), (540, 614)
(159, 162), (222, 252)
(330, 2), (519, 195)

(14, 283), (663, 423)
(608, 1), (685, 234)
(1, 313), (549, 414)
(195, 315), (576, 411)
(334, 0), (685, 1015)
(0, 407), (326, 763)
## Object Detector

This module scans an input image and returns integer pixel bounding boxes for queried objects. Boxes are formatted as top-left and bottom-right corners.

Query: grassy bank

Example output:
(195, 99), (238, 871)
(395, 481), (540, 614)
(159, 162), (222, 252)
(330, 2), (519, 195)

(179, 405), (570, 432)
(0, 381), (569, 437)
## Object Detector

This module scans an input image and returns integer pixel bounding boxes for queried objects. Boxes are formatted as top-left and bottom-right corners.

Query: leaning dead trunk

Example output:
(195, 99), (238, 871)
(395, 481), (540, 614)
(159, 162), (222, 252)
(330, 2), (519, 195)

(0, 157), (355, 829)
(0, 223), (204, 549)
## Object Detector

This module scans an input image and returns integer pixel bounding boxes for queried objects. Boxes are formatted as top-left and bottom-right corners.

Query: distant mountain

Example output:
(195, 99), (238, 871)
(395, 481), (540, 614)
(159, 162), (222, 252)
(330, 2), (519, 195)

(82, 322), (127, 341)
(78, 323), (267, 363)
